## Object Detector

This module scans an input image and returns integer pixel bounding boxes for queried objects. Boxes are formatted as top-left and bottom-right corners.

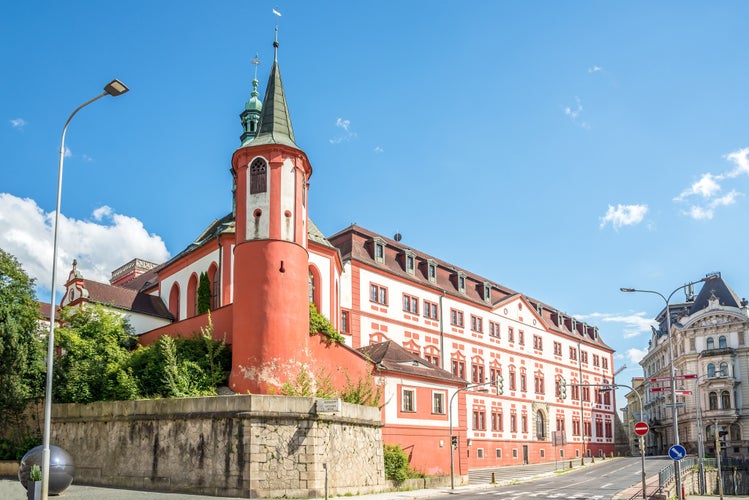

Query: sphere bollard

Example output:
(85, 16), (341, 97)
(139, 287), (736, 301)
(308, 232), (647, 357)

(18, 445), (75, 495)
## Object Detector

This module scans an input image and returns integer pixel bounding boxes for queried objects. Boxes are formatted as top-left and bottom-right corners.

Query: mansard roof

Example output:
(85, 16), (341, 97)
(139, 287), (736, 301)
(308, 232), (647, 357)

(689, 274), (745, 313)
(329, 224), (611, 351)
(358, 341), (466, 385)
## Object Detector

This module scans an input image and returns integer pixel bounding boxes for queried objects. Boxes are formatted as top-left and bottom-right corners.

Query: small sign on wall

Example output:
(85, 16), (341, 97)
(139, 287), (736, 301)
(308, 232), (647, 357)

(316, 398), (341, 413)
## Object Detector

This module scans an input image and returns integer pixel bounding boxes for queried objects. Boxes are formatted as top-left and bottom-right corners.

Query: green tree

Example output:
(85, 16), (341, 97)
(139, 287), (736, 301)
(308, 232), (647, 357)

(53, 304), (140, 403)
(0, 249), (45, 452)
(197, 272), (211, 315)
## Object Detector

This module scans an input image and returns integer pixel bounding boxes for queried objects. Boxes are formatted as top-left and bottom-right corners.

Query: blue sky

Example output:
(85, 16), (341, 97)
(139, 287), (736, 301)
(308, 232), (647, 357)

(2, 1), (749, 408)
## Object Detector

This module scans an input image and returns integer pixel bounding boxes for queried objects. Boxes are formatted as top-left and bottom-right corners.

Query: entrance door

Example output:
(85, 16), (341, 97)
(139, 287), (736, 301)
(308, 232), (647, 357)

(522, 445), (529, 464)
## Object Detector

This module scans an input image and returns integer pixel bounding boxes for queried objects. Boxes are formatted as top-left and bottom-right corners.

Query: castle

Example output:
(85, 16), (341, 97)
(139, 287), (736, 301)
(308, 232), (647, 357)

(58, 34), (616, 476)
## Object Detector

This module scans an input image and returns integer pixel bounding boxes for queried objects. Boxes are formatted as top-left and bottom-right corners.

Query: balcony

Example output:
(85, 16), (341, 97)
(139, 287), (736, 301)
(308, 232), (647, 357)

(699, 347), (735, 358)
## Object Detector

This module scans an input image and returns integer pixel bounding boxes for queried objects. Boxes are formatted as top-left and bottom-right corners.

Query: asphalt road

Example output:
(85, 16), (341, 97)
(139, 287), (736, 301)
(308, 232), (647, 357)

(431, 456), (673, 499)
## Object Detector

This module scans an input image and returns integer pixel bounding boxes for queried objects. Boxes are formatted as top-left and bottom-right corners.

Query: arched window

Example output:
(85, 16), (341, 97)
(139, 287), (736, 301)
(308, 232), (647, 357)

(721, 391), (731, 409)
(207, 262), (219, 310)
(536, 410), (545, 440)
(709, 392), (718, 410)
(719, 336), (727, 348)
(308, 265), (322, 312)
(730, 423), (741, 441)
(719, 362), (729, 377)
(250, 157), (267, 194)
(168, 282), (180, 320)
(706, 337), (715, 350)
(707, 363), (716, 378)
(187, 273), (198, 317)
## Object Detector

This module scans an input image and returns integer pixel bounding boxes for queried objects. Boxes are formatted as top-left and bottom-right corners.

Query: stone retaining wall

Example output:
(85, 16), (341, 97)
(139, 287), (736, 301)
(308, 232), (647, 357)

(49, 395), (385, 498)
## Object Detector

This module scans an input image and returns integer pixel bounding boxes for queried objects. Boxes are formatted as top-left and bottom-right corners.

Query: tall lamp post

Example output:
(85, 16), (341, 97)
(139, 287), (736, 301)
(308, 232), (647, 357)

(620, 273), (718, 500)
(42, 79), (129, 500)
(599, 383), (646, 499)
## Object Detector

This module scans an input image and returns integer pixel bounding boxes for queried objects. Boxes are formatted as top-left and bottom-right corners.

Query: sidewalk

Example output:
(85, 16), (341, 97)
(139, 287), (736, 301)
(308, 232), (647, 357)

(0, 458), (630, 500)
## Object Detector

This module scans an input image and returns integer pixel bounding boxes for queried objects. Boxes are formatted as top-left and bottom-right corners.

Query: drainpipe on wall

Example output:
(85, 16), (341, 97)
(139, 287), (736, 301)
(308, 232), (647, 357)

(439, 291), (446, 372)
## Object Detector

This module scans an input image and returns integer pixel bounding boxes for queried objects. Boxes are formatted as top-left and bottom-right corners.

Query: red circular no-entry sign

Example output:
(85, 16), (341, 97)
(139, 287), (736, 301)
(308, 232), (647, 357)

(634, 421), (649, 436)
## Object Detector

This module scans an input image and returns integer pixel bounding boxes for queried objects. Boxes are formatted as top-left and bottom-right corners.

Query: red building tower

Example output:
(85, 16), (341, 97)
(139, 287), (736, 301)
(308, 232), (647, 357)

(229, 37), (314, 394)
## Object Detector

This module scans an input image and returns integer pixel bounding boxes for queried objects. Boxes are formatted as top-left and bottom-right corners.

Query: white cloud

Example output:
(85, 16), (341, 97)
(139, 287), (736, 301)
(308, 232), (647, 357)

(599, 204), (648, 229)
(0, 193), (170, 296)
(588, 65), (603, 73)
(373, 146), (383, 153)
(673, 147), (748, 220)
(725, 147), (749, 178)
(329, 117), (357, 144)
(682, 190), (741, 221)
(563, 97), (590, 129)
(574, 311), (655, 339)
(64, 146), (72, 158)
(673, 173), (721, 201)
(10, 118), (27, 129)
(626, 347), (648, 365)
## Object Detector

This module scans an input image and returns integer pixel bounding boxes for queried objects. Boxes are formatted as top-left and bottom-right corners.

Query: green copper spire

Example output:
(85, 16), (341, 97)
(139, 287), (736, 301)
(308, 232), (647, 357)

(249, 35), (298, 148)
(240, 54), (263, 146)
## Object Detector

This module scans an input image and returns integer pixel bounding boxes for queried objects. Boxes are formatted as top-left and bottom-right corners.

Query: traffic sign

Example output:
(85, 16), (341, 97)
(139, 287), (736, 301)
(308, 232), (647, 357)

(669, 444), (687, 461)
(634, 421), (649, 436)
(675, 390), (692, 396)
(649, 376), (671, 382)
(675, 374), (697, 380)
(649, 387), (666, 392)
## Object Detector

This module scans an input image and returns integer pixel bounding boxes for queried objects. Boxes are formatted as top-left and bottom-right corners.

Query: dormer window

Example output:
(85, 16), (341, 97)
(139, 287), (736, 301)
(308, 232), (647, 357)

(405, 250), (415, 275)
(483, 282), (492, 303)
(457, 272), (466, 294)
(373, 238), (385, 264)
(427, 260), (437, 283)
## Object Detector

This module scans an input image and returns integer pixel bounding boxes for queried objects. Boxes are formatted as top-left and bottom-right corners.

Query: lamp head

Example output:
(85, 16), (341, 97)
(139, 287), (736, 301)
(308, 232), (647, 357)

(620, 287), (636, 293)
(104, 79), (129, 97)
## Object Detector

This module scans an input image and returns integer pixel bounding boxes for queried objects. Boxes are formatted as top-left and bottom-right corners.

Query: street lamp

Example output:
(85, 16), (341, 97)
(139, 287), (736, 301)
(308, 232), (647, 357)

(41, 79), (129, 500)
(620, 273), (719, 500)
(448, 380), (498, 490)
(599, 384), (646, 499)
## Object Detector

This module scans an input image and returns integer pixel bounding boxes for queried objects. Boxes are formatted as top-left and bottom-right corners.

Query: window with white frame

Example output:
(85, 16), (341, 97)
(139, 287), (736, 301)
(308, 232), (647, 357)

(370, 283), (388, 305)
(424, 300), (438, 320)
(428, 260), (437, 283)
(402, 294), (419, 314)
(373, 239), (385, 264)
(432, 391), (445, 414)
(402, 388), (416, 412)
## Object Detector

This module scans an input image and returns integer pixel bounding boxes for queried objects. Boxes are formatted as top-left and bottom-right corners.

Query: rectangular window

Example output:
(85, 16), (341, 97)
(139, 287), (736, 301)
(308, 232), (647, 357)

(534, 375), (544, 394)
(510, 414), (517, 433)
(584, 421), (592, 437)
(370, 283), (388, 305)
(490, 367), (501, 386)
(512, 448), (518, 458)
(472, 410), (486, 431)
(592, 354), (600, 367)
(508, 327), (514, 343)
(569, 346), (577, 361)
(520, 372), (527, 392)
(471, 363), (485, 384)
(452, 360), (466, 380)
(477, 448), (484, 459)
(374, 242), (385, 263)
(496, 448), (502, 459)
(432, 392), (445, 414)
(450, 309), (464, 327)
(553, 341), (562, 356)
(582, 387), (590, 402)
(492, 411), (503, 432)
(581, 351), (588, 364)
(406, 254), (415, 274)
(341, 311), (349, 333)
(533, 335), (542, 351)
(471, 315), (483, 333)
(602, 358), (608, 370)
(509, 372), (516, 391)
(428, 262), (437, 282)
(402, 388), (415, 412)
(518, 330), (525, 345)
(458, 274), (466, 293)
(571, 385), (580, 401)
(402, 294), (419, 314)
(423, 300), (438, 320)
(489, 321), (500, 339)
(572, 419), (581, 436)
(425, 352), (440, 366)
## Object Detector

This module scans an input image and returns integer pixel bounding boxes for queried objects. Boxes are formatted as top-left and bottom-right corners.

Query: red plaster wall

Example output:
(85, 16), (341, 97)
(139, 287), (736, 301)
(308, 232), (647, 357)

(137, 305), (233, 346)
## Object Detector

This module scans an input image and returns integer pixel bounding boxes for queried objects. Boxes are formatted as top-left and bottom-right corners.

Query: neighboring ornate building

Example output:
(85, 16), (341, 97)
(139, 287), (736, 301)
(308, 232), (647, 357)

(50, 33), (616, 475)
(622, 377), (646, 456)
(639, 275), (749, 458)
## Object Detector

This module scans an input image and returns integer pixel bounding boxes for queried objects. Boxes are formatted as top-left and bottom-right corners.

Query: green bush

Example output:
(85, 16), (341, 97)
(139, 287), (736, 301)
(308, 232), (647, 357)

(383, 444), (410, 482)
